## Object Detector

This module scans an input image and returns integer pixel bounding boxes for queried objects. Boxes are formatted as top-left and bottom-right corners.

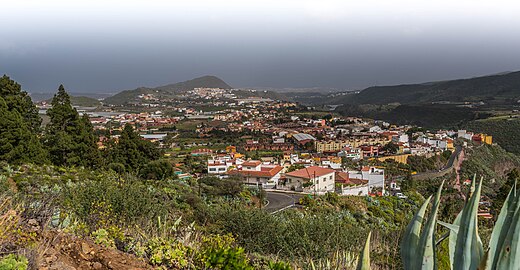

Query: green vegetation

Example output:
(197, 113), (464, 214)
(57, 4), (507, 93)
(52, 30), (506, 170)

(0, 76), (48, 165)
(340, 71), (520, 105)
(0, 97), (48, 165)
(107, 124), (160, 172)
(466, 118), (520, 154)
(407, 151), (451, 173)
(460, 144), (520, 197)
(0, 75), (41, 132)
(103, 75), (232, 105)
(329, 71), (520, 128)
(69, 96), (101, 107)
(0, 254), (28, 270)
(43, 85), (101, 167)
(357, 175), (520, 270)
(337, 104), (487, 129)
(3, 75), (520, 269)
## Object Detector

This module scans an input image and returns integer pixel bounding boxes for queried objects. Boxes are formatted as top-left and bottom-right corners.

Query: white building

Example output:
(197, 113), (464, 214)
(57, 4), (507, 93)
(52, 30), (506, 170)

(228, 160), (284, 188)
(284, 166), (336, 193)
(348, 166), (385, 194)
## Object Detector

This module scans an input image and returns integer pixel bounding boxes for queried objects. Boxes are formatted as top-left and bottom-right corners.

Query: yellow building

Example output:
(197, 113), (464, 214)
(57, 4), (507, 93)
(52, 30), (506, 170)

(314, 137), (391, 153)
(226, 145), (237, 153)
(314, 140), (349, 153)
(446, 140), (455, 151)
(375, 154), (411, 164)
(480, 134), (493, 145)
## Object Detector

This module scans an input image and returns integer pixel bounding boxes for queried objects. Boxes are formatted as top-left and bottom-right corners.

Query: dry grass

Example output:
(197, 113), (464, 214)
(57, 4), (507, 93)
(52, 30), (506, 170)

(0, 196), (20, 244)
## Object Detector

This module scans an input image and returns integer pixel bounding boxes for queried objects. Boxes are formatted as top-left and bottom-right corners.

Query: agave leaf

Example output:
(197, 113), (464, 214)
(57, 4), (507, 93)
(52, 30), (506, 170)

(448, 213), (462, 269)
(495, 181), (520, 269)
(356, 231), (371, 270)
(468, 174), (476, 198)
(479, 250), (489, 270)
(486, 181), (518, 269)
(453, 177), (483, 270)
(418, 181), (444, 270)
(437, 220), (459, 232)
(496, 207), (520, 268)
(401, 195), (432, 270)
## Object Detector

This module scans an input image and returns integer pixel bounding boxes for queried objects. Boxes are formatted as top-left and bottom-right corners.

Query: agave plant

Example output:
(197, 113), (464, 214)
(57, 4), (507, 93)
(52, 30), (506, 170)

(398, 175), (520, 270)
(356, 231), (371, 270)
(401, 181), (444, 270)
(308, 250), (358, 270)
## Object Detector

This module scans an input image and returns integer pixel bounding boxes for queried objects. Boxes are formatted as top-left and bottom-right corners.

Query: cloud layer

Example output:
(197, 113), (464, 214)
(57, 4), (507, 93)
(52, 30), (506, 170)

(1, 0), (520, 92)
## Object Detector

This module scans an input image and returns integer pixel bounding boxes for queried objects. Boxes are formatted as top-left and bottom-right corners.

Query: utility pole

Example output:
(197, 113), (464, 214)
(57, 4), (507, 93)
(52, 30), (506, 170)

(314, 171), (317, 197)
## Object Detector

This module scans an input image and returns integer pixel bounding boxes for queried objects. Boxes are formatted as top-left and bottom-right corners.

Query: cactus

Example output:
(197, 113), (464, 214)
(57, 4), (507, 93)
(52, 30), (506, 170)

(401, 175), (520, 270)
(356, 231), (371, 270)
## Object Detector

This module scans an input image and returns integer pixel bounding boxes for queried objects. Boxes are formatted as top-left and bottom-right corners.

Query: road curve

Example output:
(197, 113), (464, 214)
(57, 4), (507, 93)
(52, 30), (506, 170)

(264, 192), (302, 213)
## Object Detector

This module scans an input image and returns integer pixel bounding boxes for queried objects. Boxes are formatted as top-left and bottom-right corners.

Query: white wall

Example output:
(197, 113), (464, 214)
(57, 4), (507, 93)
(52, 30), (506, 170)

(340, 185), (369, 196)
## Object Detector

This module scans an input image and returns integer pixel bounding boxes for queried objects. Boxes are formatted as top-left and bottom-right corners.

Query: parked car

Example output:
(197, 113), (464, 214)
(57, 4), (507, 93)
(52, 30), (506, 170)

(395, 192), (408, 199)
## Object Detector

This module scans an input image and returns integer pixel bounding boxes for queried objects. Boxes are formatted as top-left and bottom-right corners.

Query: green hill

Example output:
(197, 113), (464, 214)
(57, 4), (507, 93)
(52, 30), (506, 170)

(331, 71), (520, 128)
(42, 95), (101, 107)
(342, 71), (520, 105)
(103, 75), (232, 105)
(465, 118), (520, 154)
(70, 96), (101, 107)
(154, 75), (232, 92)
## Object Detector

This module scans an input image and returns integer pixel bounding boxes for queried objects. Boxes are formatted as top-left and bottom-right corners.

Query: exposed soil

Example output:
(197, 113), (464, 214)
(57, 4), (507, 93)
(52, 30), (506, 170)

(37, 230), (152, 270)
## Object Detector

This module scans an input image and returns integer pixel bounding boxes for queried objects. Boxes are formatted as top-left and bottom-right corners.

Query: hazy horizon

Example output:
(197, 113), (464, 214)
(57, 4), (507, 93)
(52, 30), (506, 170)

(2, 0), (520, 93)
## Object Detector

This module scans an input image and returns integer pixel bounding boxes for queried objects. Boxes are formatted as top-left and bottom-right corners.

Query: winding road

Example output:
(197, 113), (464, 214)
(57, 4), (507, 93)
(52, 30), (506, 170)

(264, 192), (303, 213)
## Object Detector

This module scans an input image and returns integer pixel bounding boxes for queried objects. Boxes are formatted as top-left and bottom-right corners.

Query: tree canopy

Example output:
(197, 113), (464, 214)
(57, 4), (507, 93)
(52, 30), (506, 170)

(0, 97), (48, 164)
(107, 124), (160, 172)
(44, 85), (100, 167)
(0, 75), (41, 132)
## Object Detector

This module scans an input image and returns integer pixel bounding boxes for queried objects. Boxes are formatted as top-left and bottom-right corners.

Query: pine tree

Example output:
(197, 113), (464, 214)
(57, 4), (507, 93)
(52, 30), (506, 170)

(107, 124), (160, 172)
(44, 85), (100, 167)
(0, 97), (48, 164)
(0, 75), (41, 132)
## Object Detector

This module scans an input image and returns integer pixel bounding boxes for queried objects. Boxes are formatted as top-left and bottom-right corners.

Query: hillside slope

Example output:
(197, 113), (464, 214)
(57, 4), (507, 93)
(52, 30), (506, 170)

(465, 118), (520, 154)
(343, 71), (520, 105)
(103, 75), (232, 105)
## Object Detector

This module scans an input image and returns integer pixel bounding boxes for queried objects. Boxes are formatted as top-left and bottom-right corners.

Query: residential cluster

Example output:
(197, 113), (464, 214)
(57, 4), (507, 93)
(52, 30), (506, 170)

(39, 87), (493, 198)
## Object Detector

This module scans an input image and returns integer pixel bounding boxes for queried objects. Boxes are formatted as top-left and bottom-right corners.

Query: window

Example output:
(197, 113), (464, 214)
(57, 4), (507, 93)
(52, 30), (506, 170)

(209, 168), (216, 172)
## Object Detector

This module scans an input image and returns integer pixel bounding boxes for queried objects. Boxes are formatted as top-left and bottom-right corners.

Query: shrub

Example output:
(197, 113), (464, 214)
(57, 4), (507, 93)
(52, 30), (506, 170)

(139, 160), (175, 180)
(147, 238), (190, 268)
(0, 254), (28, 270)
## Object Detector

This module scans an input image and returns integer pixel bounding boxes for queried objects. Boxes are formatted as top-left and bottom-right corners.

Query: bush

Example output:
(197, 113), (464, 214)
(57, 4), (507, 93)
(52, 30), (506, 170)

(0, 254), (28, 270)
(147, 238), (190, 268)
(139, 160), (176, 180)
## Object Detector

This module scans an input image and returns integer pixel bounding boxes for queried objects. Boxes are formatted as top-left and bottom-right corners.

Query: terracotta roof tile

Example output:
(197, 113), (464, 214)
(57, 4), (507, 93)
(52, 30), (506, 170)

(228, 165), (283, 178)
(285, 166), (335, 180)
(242, 160), (262, 167)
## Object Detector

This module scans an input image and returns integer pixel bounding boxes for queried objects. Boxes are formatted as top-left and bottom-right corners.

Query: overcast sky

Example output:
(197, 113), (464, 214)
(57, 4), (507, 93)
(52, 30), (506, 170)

(1, 0), (520, 93)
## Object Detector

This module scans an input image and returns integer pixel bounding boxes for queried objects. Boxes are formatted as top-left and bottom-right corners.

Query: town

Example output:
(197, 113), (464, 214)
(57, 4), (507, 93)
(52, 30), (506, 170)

(38, 87), (494, 200)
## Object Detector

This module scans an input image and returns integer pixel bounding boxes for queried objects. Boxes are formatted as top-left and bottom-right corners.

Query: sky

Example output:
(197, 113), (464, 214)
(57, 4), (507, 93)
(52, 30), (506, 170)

(1, 0), (520, 93)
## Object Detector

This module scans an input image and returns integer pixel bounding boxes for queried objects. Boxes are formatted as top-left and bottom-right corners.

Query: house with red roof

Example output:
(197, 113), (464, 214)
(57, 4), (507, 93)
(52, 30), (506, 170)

(335, 171), (370, 196)
(283, 166), (335, 193)
(227, 160), (284, 188)
(348, 166), (385, 195)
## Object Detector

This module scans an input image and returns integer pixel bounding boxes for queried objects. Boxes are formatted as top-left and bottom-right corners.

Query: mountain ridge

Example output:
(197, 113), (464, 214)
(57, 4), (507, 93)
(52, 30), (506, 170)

(103, 75), (232, 105)
(341, 71), (520, 105)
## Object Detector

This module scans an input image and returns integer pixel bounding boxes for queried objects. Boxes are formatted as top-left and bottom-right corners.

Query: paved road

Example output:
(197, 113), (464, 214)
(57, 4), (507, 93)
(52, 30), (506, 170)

(442, 145), (463, 170)
(264, 192), (303, 213)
